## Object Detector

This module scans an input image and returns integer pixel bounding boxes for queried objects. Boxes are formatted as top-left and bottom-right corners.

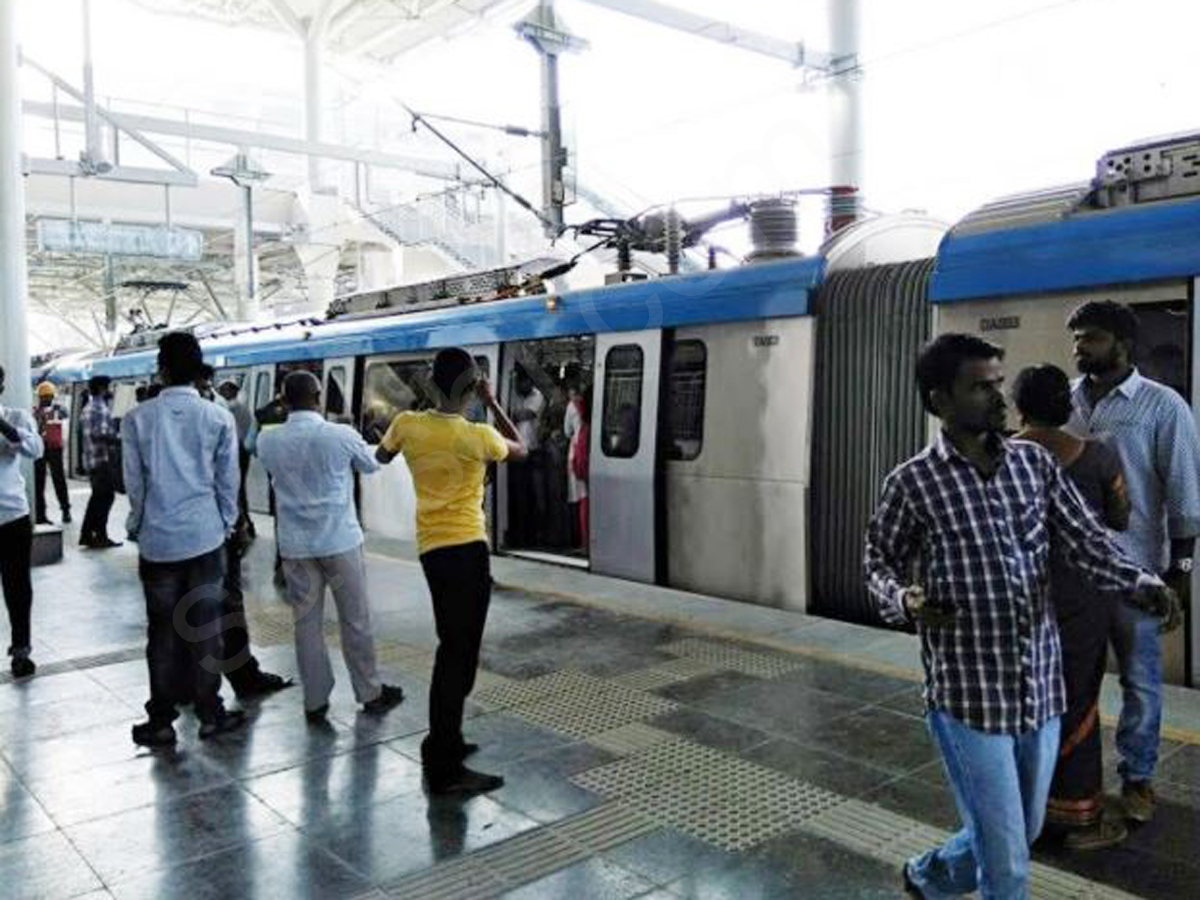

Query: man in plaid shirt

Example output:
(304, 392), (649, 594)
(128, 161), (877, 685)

(80, 375), (121, 549)
(865, 334), (1178, 899)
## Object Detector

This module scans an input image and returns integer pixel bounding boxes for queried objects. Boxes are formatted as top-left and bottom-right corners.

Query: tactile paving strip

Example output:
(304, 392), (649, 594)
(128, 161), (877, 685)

(573, 739), (844, 851)
(509, 684), (679, 740)
(608, 657), (727, 691)
(586, 722), (679, 756)
(800, 799), (1144, 900)
(472, 669), (611, 710)
(0, 645), (143, 684)
(659, 638), (806, 678)
(381, 804), (657, 899)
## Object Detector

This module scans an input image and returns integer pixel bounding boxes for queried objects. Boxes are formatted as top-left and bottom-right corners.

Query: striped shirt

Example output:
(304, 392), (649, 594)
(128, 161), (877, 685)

(1068, 369), (1200, 571)
(82, 395), (115, 472)
(864, 433), (1145, 734)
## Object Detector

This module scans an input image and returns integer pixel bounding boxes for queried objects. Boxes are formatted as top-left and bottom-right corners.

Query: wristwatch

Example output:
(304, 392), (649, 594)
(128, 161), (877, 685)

(1170, 558), (1193, 574)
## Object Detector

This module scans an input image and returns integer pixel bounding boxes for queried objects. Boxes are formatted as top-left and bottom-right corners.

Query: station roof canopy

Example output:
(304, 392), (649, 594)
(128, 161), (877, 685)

(130, 0), (531, 61)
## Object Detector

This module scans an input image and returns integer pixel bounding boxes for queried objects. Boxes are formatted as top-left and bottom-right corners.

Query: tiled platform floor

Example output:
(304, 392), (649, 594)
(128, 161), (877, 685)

(1, 497), (1197, 898)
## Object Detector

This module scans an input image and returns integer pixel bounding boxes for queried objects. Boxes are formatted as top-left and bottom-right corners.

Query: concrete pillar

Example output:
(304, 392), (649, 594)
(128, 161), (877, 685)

(0, 0), (33, 418)
(828, 0), (863, 232)
(294, 242), (340, 314)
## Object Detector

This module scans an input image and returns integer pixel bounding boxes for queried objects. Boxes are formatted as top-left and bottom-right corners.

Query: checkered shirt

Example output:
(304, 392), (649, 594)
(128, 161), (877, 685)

(81, 396), (115, 471)
(864, 433), (1145, 735)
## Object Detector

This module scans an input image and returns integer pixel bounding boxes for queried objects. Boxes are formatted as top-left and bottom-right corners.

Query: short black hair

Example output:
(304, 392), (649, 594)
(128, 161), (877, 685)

(157, 332), (204, 385)
(87, 375), (112, 394)
(431, 348), (477, 405)
(1067, 301), (1138, 348)
(915, 333), (1005, 414)
(197, 363), (215, 381)
(282, 370), (321, 408)
(1012, 364), (1072, 427)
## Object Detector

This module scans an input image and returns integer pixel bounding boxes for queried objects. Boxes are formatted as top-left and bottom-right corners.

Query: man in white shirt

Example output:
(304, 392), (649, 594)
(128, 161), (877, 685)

(506, 369), (545, 545)
(257, 371), (403, 722)
(123, 333), (246, 746)
(0, 365), (44, 679)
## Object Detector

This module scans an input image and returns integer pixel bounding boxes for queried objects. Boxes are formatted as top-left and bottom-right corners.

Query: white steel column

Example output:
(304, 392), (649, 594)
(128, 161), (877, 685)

(0, 0), (33, 418)
(304, 27), (324, 189)
(828, 0), (863, 230)
(234, 186), (260, 321)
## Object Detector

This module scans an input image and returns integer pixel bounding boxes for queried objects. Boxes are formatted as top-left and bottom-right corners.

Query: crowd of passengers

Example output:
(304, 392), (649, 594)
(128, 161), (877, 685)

(0, 299), (1197, 896)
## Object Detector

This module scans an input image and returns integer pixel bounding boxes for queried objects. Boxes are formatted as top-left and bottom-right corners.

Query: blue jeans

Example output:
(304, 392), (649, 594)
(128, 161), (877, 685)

(907, 711), (1061, 900)
(1110, 599), (1162, 783)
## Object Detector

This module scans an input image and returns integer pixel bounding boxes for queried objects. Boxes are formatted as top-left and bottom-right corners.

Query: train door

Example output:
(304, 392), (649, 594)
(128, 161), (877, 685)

(245, 364), (276, 514)
(496, 336), (595, 564)
(589, 331), (662, 582)
(935, 280), (1195, 685)
(322, 357), (355, 425)
(356, 347), (496, 545)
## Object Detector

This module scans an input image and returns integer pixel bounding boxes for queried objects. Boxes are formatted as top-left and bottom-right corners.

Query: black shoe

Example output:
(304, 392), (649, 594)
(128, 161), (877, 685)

(94, 538), (123, 549)
(362, 684), (405, 714)
(10, 656), (35, 679)
(456, 742), (480, 761)
(902, 862), (924, 898)
(234, 671), (295, 700)
(305, 704), (329, 724)
(426, 765), (505, 796)
(35, 516), (51, 526)
(62, 510), (72, 524)
(132, 721), (177, 748)
(198, 709), (247, 740)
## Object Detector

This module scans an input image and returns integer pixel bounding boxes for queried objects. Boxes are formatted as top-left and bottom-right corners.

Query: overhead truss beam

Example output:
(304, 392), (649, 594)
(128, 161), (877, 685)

(22, 100), (472, 182)
(575, 0), (832, 69)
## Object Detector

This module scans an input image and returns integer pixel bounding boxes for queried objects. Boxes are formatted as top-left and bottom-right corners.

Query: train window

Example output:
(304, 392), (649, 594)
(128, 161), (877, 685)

(666, 340), (706, 461)
(601, 345), (643, 458)
(361, 358), (435, 442)
(326, 367), (347, 417)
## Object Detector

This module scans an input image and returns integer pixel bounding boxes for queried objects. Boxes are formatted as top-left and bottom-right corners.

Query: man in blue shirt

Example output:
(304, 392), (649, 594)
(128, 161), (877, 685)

(0, 365), (44, 679)
(257, 371), (403, 723)
(1067, 300), (1200, 823)
(122, 332), (246, 747)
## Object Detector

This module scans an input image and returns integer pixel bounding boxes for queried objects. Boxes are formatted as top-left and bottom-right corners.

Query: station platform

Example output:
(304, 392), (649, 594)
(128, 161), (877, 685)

(2, 501), (1197, 899)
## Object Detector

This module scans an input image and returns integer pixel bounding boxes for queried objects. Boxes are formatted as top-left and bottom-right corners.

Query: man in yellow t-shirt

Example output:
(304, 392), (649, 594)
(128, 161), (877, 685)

(377, 347), (526, 795)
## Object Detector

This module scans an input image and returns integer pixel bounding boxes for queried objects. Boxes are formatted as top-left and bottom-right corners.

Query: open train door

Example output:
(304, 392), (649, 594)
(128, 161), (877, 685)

(245, 363), (276, 514)
(589, 330), (663, 582)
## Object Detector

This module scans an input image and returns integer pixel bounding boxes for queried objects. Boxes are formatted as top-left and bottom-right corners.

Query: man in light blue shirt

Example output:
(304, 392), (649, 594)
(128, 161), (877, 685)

(1067, 300), (1200, 824)
(122, 332), (245, 747)
(257, 371), (403, 722)
(0, 364), (44, 679)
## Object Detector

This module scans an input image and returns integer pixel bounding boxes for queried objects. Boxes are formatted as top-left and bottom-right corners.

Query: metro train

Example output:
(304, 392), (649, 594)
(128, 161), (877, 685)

(47, 131), (1200, 687)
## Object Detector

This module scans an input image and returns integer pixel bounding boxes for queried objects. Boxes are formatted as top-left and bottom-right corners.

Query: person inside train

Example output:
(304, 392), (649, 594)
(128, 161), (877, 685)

(564, 375), (591, 550)
(0, 364), (44, 679)
(252, 387), (290, 587)
(864, 333), (1180, 899)
(257, 371), (404, 724)
(1013, 364), (1131, 851)
(194, 363), (217, 401)
(506, 366), (544, 546)
(1066, 300), (1200, 824)
(376, 347), (527, 795)
(217, 379), (255, 540)
(185, 379), (293, 703)
(80, 374), (122, 549)
(32, 381), (71, 526)
(123, 332), (246, 746)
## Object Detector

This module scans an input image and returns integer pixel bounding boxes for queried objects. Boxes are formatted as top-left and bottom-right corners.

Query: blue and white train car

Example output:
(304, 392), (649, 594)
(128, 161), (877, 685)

(929, 139), (1200, 686)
